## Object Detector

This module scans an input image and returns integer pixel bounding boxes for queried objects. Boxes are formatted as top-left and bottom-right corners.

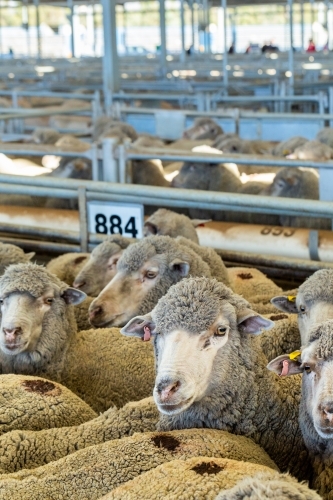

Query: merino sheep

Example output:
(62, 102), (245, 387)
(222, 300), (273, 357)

(0, 242), (35, 275)
(183, 117), (224, 140)
(271, 136), (309, 157)
(0, 263), (155, 412)
(268, 319), (333, 499)
(176, 236), (230, 286)
(132, 159), (170, 188)
(54, 135), (90, 152)
(0, 429), (277, 499)
(46, 252), (90, 286)
(88, 235), (215, 328)
(143, 208), (207, 243)
(122, 277), (309, 479)
(289, 140), (333, 161)
(73, 235), (135, 296)
(316, 127), (333, 149)
(104, 457), (275, 500)
(100, 123), (138, 143)
(216, 471), (321, 500)
(0, 397), (158, 472)
(133, 135), (165, 148)
(0, 374), (96, 436)
(271, 268), (333, 347)
(92, 116), (119, 141)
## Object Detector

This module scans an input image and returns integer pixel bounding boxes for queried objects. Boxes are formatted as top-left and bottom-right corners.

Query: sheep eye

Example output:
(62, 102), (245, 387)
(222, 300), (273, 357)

(215, 326), (228, 336)
(304, 365), (311, 374)
(46, 298), (53, 304)
(0, 299), (3, 304)
(299, 305), (306, 313)
(146, 271), (157, 279)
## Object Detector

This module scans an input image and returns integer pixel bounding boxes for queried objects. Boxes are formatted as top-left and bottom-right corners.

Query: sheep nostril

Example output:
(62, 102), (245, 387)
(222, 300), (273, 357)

(3, 327), (21, 337)
(158, 380), (181, 402)
(89, 306), (102, 320)
(73, 281), (86, 289)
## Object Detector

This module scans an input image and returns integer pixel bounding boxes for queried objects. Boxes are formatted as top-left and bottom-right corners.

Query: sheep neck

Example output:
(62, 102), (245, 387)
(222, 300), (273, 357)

(158, 334), (310, 480)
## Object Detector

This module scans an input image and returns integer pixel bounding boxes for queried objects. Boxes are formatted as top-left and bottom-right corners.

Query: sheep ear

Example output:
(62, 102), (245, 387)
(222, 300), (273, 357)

(73, 255), (88, 266)
(121, 314), (156, 341)
(169, 259), (190, 277)
(25, 252), (35, 261)
(191, 219), (212, 228)
(61, 287), (87, 305)
(143, 222), (158, 236)
(237, 308), (275, 335)
(267, 354), (303, 377)
(271, 296), (298, 314)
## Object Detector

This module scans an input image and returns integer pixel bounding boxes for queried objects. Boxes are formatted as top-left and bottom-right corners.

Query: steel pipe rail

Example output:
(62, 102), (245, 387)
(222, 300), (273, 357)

(0, 174), (332, 219)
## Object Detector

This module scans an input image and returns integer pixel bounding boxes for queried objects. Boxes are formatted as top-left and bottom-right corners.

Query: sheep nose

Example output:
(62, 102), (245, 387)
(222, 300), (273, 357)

(157, 380), (181, 402)
(3, 327), (21, 338)
(73, 280), (86, 289)
(322, 404), (333, 416)
(89, 305), (103, 320)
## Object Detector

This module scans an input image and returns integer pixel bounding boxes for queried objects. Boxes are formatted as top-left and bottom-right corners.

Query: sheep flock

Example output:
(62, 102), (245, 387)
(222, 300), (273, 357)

(0, 203), (332, 500)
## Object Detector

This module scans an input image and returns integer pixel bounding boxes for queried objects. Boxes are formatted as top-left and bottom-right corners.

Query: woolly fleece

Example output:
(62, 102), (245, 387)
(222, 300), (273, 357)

(0, 397), (157, 473)
(0, 374), (96, 436)
(103, 457), (274, 500)
(0, 429), (278, 499)
(0, 243), (34, 275)
(144, 209), (199, 243)
(46, 252), (90, 286)
(216, 471), (321, 500)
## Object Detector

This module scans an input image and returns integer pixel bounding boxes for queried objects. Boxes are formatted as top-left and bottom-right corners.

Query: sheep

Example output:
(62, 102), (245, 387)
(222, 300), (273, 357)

(271, 269), (333, 347)
(73, 235), (135, 297)
(121, 277), (310, 479)
(0, 397), (158, 472)
(316, 127), (333, 149)
(261, 167), (329, 229)
(0, 428), (278, 498)
(183, 117), (224, 140)
(268, 319), (333, 499)
(216, 471), (321, 500)
(289, 140), (333, 161)
(54, 135), (91, 152)
(227, 267), (283, 313)
(0, 242), (35, 275)
(99, 123), (138, 143)
(47, 157), (92, 181)
(88, 235), (215, 328)
(271, 136), (309, 157)
(171, 161), (242, 220)
(143, 208), (208, 243)
(0, 263), (155, 412)
(176, 236), (230, 286)
(46, 252), (90, 286)
(31, 128), (62, 145)
(0, 374), (96, 436)
(93, 116), (119, 141)
(132, 159), (170, 188)
(133, 135), (165, 148)
(104, 457), (275, 500)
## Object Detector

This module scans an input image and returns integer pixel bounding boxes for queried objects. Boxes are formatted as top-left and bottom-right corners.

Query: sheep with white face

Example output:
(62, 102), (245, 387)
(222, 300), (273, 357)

(121, 277), (311, 480)
(271, 269), (333, 347)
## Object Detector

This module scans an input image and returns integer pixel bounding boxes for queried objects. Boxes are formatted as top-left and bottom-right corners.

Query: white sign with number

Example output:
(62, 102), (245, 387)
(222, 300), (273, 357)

(87, 201), (144, 239)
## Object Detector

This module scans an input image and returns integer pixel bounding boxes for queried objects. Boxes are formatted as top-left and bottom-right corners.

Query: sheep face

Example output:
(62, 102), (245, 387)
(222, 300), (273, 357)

(122, 277), (274, 416)
(88, 254), (190, 328)
(172, 163), (212, 190)
(183, 119), (223, 141)
(267, 168), (302, 197)
(0, 287), (84, 356)
(50, 158), (92, 180)
(268, 320), (333, 440)
(73, 247), (123, 297)
(271, 269), (333, 346)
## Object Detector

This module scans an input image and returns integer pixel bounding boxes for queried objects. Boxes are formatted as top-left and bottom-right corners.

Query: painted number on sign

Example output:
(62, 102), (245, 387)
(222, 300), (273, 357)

(88, 201), (144, 239)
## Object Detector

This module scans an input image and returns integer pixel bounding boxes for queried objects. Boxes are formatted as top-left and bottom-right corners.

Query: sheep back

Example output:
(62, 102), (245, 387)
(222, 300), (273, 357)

(0, 429), (278, 499)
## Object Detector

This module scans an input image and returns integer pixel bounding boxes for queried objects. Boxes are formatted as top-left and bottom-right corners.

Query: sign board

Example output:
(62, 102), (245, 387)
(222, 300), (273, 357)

(87, 201), (144, 239)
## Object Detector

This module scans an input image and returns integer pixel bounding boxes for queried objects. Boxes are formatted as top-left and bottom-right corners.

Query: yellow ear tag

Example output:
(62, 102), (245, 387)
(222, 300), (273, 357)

(289, 350), (301, 360)
(287, 295), (296, 302)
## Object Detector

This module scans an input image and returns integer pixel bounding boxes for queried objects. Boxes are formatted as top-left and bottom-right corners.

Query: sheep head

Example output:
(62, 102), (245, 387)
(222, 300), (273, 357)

(122, 277), (274, 416)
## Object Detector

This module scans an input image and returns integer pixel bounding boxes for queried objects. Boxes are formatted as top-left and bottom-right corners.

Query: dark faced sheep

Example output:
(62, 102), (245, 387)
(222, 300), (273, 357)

(183, 117), (224, 141)
(122, 277), (310, 480)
